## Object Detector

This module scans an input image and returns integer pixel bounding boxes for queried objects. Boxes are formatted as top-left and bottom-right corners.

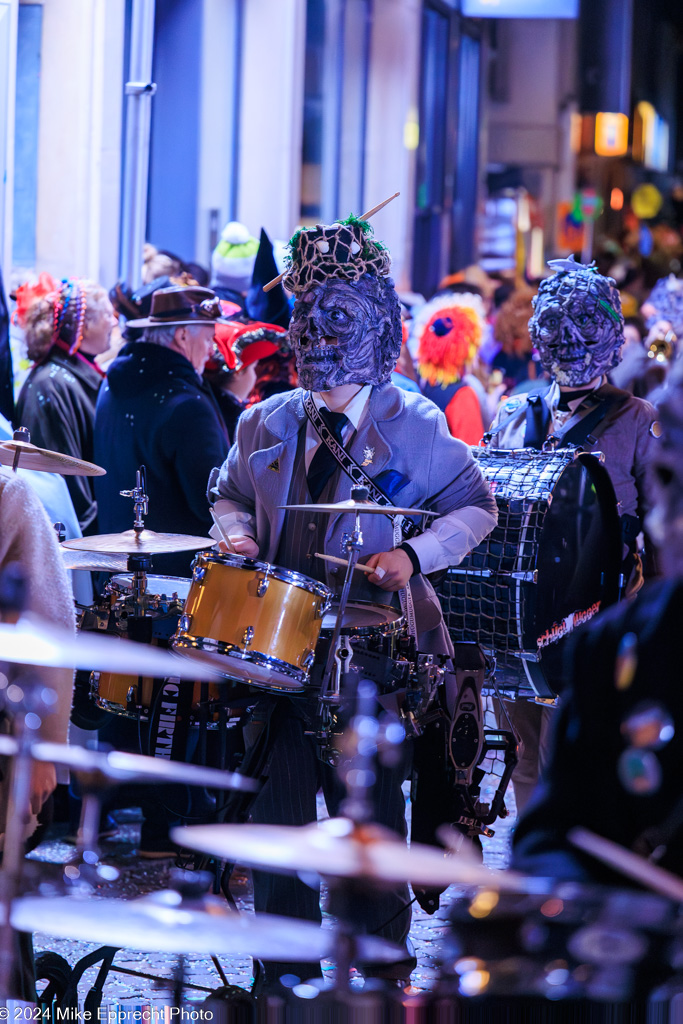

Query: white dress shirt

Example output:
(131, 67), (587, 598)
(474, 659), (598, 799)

(212, 385), (496, 574)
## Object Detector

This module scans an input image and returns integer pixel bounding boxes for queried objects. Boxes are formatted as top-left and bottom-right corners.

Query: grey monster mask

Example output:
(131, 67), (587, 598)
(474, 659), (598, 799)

(529, 257), (624, 387)
(283, 215), (402, 391)
(290, 275), (402, 391)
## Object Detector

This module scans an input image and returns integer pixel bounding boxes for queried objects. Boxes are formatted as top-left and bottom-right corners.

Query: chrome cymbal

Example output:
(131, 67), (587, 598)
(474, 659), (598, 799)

(0, 737), (258, 793)
(62, 530), (213, 555)
(61, 547), (128, 573)
(280, 499), (436, 517)
(11, 893), (402, 961)
(0, 440), (106, 476)
(173, 818), (545, 892)
(0, 613), (221, 681)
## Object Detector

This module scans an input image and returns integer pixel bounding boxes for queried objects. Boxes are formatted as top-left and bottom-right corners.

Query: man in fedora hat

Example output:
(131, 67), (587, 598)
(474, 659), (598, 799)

(94, 285), (230, 576)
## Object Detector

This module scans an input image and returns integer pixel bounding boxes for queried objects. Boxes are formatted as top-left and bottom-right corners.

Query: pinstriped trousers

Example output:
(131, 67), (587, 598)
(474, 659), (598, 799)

(247, 698), (412, 950)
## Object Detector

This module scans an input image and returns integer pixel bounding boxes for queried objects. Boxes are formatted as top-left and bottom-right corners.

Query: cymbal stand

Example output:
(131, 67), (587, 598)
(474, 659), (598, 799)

(120, 466), (153, 634)
(9, 428), (30, 473)
(319, 487), (367, 706)
(0, 671), (57, 998)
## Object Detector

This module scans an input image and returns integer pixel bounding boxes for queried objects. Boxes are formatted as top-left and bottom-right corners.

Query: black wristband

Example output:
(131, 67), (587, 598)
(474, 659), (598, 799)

(398, 541), (421, 577)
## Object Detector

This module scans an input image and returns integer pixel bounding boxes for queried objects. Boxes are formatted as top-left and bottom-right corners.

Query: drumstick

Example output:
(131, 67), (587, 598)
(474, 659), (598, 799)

(315, 552), (375, 575)
(209, 508), (236, 553)
(569, 827), (683, 902)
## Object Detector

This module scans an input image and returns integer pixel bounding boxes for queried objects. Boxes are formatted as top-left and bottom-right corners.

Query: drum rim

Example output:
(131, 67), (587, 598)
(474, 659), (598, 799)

(172, 635), (308, 692)
(195, 551), (332, 604)
(320, 601), (406, 637)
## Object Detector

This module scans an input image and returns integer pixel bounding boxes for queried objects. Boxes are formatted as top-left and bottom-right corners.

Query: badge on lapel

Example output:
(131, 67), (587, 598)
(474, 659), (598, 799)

(267, 458), (280, 472)
(361, 446), (375, 467)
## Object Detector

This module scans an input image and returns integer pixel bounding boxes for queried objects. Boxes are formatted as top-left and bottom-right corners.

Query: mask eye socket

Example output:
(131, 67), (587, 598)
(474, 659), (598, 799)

(328, 309), (348, 325)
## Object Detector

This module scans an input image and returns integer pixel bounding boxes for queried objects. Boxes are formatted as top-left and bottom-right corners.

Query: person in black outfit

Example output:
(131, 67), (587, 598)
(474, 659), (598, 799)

(94, 285), (230, 577)
(15, 278), (117, 533)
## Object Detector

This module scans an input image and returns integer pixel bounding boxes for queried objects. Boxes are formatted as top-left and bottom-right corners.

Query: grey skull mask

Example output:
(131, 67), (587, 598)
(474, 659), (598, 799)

(529, 261), (624, 387)
(290, 275), (402, 391)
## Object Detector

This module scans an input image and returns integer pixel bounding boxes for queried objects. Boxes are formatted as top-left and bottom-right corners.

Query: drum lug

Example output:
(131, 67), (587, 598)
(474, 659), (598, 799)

(256, 574), (270, 597)
(192, 565), (206, 584)
(126, 686), (137, 711)
(243, 626), (255, 647)
(302, 648), (315, 669)
(89, 671), (100, 696)
(179, 613), (192, 632)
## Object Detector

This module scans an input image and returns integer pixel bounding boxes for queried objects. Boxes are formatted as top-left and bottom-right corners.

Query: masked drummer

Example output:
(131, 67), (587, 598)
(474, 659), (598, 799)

(208, 215), (497, 989)
(486, 257), (661, 816)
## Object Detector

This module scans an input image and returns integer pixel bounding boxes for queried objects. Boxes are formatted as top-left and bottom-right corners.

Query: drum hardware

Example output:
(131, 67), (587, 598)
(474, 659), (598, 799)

(281, 497), (438, 517)
(256, 572), (270, 597)
(173, 816), (543, 893)
(242, 626), (254, 647)
(0, 614), (221, 680)
(119, 465), (148, 532)
(447, 568), (538, 583)
(62, 529), (212, 556)
(1, 428), (107, 477)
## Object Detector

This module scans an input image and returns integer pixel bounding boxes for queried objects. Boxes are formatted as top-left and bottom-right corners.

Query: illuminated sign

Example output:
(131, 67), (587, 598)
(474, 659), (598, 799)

(462, 0), (578, 16)
(633, 102), (669, 171)
(595, 113), (629, 157)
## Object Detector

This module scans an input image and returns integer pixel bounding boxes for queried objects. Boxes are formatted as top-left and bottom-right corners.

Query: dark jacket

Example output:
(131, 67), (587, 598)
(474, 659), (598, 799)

(513, 578), (683, 884)
(15, 349), (103, 532)
(94, 342), (229, 576)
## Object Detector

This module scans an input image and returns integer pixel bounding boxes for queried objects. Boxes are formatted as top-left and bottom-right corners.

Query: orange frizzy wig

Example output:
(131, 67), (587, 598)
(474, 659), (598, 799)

(414, 292), (485, 387)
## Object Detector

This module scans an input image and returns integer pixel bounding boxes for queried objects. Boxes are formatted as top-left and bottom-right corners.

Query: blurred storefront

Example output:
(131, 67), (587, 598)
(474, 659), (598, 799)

(1, 0), (681, 296)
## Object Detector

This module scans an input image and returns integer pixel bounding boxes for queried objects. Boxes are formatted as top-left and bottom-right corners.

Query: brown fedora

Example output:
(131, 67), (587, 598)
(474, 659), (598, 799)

(126, 285), (232, 328)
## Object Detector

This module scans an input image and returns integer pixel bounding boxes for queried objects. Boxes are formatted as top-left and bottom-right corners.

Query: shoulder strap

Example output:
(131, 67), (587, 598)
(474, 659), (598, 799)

(559, 386), (631, 447)
(303, 392), (419, 541)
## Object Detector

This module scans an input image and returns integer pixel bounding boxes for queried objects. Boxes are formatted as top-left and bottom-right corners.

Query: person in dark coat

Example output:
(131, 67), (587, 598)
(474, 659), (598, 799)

(15, 278), (116, 533)
(513, 348), (683, 885)
(93, 285), (230, 577)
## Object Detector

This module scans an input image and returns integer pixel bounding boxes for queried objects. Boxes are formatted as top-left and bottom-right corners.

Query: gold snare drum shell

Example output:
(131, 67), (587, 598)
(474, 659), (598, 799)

(172, 552), (332, 692)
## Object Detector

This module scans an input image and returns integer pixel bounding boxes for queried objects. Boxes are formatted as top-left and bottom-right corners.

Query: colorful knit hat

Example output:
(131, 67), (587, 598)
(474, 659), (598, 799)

(282, 215), (392, 296)
(211, 222), (260, 293)
(414, 292), (486, 387)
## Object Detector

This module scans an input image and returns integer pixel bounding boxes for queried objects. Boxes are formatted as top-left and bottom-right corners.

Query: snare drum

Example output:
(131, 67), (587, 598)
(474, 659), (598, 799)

(172, 552), (332, 692)
(309, 602), (410, 692)
(320, 602), (406, 658)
